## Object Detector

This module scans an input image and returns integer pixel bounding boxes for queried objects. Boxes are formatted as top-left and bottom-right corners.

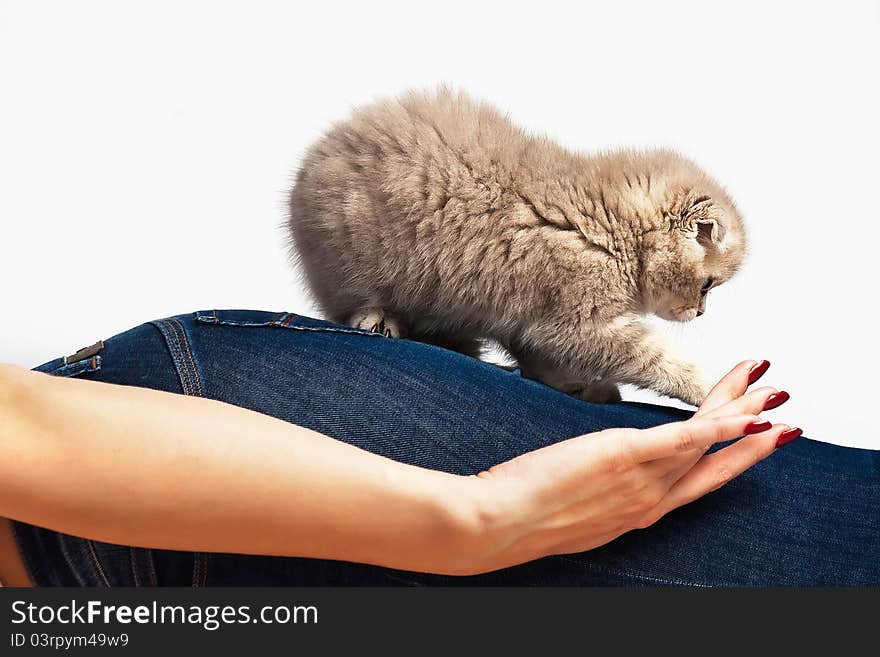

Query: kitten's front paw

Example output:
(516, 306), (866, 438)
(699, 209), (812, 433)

(349, 308), (405, 338)
(574, 381), (622, 404)
(679, 376), (714, 407)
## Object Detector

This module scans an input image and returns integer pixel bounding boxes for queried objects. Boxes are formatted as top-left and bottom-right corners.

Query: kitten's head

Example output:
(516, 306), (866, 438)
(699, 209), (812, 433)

(638, 158), (747, 322)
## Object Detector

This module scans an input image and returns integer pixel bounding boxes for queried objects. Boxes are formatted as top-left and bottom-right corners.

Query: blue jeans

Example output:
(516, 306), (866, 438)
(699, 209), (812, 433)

(13, 310), (880, 586)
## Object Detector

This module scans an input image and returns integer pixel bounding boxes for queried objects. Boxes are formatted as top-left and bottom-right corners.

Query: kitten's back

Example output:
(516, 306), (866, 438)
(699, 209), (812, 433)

(288, 89), (544, 324)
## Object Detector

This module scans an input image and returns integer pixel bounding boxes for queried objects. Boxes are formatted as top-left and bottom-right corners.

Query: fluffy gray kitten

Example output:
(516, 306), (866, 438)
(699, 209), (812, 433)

(287, 89), (747, 405)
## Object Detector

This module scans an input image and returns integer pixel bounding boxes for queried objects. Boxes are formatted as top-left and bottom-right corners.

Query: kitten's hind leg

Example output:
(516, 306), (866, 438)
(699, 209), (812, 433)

(348, 307), (406, 338)
(575, 380), (622, 404)
(408, 329), (483, 359)
(511, 348), (621, 403)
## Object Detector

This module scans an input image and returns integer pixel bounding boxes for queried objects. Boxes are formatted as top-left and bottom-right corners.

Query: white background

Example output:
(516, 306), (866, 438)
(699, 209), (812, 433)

(1, 1), (877, 448)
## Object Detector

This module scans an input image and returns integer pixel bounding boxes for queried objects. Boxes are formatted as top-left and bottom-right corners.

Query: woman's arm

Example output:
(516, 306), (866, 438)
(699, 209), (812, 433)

(0, 361), (793, 575)
(0, 364), (478, 573)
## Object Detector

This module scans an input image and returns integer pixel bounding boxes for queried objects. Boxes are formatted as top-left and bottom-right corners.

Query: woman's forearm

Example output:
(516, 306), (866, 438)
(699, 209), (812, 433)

(0, 365), (482, 574)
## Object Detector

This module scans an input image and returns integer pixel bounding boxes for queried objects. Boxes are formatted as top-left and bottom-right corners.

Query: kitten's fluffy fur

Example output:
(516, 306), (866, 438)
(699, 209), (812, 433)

(288, 89), (747, 405)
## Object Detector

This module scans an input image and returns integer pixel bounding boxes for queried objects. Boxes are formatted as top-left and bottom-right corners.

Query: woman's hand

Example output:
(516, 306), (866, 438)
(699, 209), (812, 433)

(459, 361), (800, 574)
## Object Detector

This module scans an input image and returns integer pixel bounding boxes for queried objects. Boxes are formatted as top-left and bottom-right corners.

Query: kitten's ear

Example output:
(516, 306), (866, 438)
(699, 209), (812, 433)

(696, 217), (725, 247)
(680, 194), (725, 247)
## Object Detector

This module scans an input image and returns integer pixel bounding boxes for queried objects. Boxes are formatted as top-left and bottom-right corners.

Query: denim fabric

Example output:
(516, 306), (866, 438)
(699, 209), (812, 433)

(13, 310), (880, 586)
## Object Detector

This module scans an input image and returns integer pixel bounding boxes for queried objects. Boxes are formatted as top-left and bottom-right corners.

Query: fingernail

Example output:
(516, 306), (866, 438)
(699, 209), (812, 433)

(748, 360), (771, 384)
(743, 419), (772, 435)
(763, 390), (790, 411)
(775, 427), (803, 449)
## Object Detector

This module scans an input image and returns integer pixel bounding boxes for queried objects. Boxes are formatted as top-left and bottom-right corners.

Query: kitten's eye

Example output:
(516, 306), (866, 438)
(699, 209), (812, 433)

(700, 278), (715, 295)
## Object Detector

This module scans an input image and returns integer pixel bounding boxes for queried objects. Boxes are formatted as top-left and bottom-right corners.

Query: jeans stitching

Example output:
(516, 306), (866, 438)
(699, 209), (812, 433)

(129, 548), (159, 587)
(83, 540), (111, 587)
(58, 535), (86, 586)
(192, 552), (209, 588)
(159, 321), (186, 392)
(193, 312), (384, 337)
(287, 325), (384, 338)
(163, 320), (196, 396)
(168, 318), (204, 397)
(152, 320), (195, 396)
(555, 555), (711, 587)
(145, 549), (158, 586)
(130, 548), (142, 587)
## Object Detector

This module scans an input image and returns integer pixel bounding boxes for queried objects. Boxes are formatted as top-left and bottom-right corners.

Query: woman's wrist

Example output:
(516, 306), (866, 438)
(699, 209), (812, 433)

(379, 465), (487, 575)
(431, 471), (534, 576)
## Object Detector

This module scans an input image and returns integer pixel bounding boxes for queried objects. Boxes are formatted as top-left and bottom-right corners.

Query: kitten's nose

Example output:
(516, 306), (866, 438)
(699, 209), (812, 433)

(696, 309), (704, 317)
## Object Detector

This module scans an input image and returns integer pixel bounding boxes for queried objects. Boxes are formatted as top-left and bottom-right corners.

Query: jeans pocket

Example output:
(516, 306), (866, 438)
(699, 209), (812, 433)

(194, 309), (384, 337)
(33, 340), (104, 377)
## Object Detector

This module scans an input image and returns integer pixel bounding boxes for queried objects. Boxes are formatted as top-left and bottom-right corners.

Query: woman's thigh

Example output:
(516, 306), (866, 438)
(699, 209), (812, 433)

(18, 310), (880, 586)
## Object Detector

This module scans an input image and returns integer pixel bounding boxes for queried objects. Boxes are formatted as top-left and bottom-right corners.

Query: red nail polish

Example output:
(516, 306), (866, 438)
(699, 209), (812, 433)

(748, 360), (771, 384)
(743, 420), (772, 435)
(775, 427), (803, 448)
(763, 390), (790, 411)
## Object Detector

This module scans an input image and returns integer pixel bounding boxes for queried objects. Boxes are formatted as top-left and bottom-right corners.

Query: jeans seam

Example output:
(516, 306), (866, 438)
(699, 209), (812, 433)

(555, 555), (711, 587)
(58, 535), (84, 586)
(83, 540), (111, 587)
(286, 325), (384, 338)
(151, 320), (196, 396)
(151, 318), (205, 398)
(129, 548), (159, 587)
(167, 319), (204, 397)
(130, 548), (142, 587)
(192, 552), (209, 587)
(193, 312), (384, 337)
(145, 549), (158, 586)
